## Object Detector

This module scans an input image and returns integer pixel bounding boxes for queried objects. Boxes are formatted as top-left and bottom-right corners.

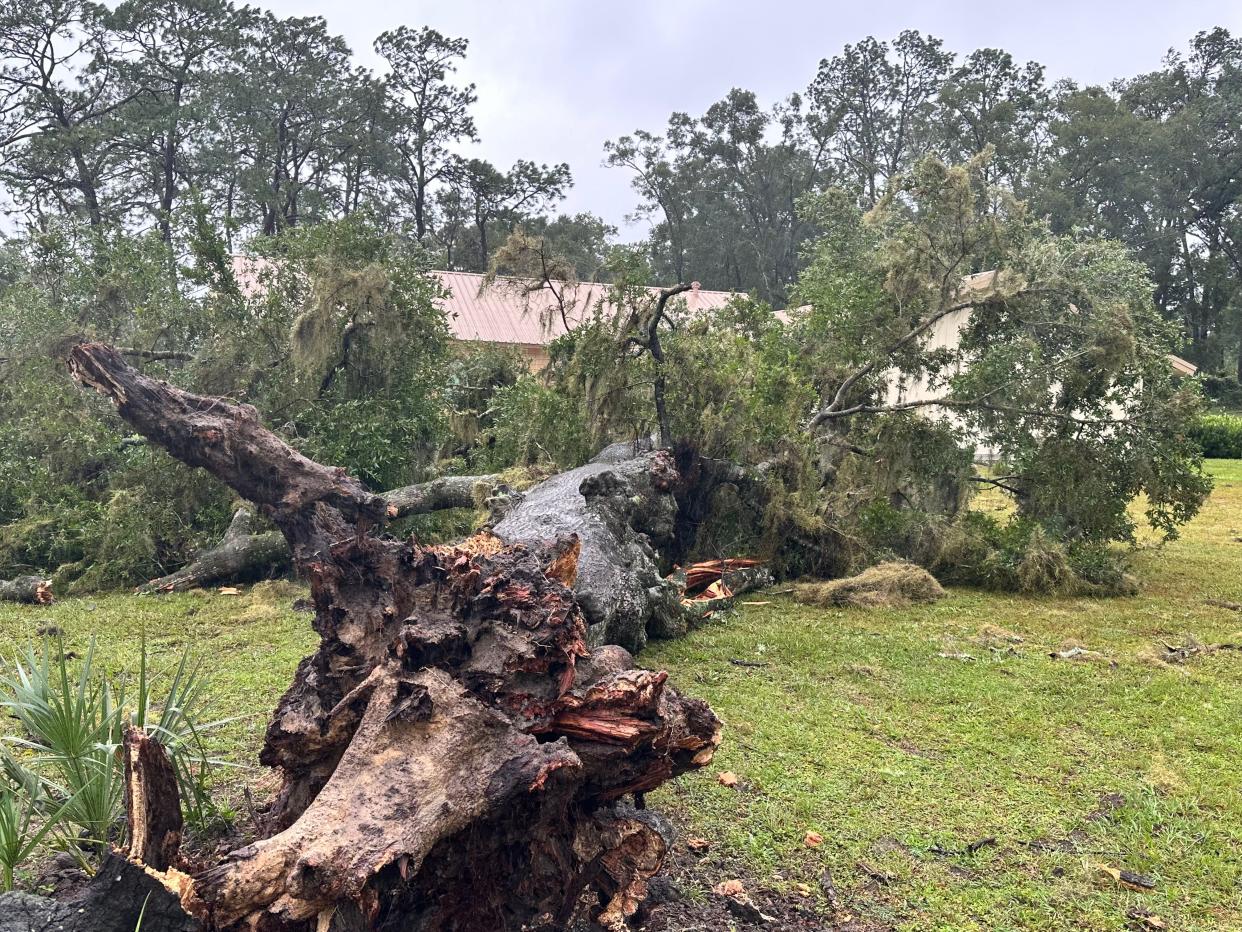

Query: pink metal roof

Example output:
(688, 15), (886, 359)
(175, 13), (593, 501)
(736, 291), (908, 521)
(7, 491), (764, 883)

(434, 271), (745, 346)
(232, 257), (745, 347)
(230, 257), (747, 347)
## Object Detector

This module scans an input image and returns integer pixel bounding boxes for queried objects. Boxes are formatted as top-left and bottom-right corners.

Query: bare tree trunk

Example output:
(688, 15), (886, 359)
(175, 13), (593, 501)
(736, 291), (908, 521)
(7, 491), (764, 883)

(44, 343), (721, 932)
(0, 575), (53, 604)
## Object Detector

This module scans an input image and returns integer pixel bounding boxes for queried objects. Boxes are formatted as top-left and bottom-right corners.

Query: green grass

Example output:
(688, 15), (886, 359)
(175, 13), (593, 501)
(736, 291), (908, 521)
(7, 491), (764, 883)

(647, 459), (1242, 931)
(1, 464), (1241, 929)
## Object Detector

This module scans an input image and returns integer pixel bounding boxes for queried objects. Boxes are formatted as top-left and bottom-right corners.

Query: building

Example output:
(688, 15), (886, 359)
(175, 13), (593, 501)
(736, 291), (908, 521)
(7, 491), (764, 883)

(434, 271), (744, 369)
(229, 256), (746, 370)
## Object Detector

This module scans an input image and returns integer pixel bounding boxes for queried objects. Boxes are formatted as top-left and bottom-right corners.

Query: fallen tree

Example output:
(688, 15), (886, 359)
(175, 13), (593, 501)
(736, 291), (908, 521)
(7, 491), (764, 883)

(138, 473), (505, 594)
(0, 343), (722, 932)
(138, 508), (290, 594)
(0, 575), (53, 604)
(133, 429), (768, 655)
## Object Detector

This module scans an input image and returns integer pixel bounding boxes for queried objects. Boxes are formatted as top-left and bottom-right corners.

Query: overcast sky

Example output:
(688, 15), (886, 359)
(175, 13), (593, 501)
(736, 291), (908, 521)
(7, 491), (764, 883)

(262, 0), (1242, 236)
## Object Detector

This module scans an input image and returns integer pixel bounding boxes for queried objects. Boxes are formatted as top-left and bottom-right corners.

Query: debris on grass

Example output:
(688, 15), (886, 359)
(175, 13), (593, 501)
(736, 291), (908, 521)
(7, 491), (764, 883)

(974, 624), (1024, 647)
(717, 771), (739, 788)
(804, 830), (823, 847)
(686, 836), (711, 853)
(1156, 635), (1242, 662)
(710, 878), (777, 923)
(1126, 906), (1168, 930)
(729, 658), (770, 669)
(856, 860), (895, 886)
(1204, 598), (1242, 611)
(1050, 640), (1116, 666)
(793, 561), (946, 609)
(1097, 864), (1157, 891)
(819, 869), (842, 910)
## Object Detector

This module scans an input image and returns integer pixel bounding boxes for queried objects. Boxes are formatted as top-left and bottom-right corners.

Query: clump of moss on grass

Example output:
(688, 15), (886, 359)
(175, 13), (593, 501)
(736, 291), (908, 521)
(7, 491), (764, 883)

(792, 561), (945, 608)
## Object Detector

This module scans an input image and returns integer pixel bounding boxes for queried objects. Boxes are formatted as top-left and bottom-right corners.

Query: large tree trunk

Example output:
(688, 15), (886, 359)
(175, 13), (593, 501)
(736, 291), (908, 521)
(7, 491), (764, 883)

(139, 508), (290, 594)
(0, 575), (53, 604)
(25, 343), (721, 932)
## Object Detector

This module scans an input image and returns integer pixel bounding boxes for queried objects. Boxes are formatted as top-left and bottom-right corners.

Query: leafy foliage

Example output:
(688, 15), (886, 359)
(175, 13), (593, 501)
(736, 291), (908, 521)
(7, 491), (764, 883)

(1190, 414), (1242, 458)
(0, 636), (230, 869)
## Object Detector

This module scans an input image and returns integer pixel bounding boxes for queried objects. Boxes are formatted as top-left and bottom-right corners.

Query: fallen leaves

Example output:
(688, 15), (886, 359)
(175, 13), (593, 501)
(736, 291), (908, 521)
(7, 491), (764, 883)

(1126, 906), (1167, 930)
(716, 771), (739, 788)
(711, 879), (744, 897)
(803, 830), (823, 848)
(686, 836), (711, 853)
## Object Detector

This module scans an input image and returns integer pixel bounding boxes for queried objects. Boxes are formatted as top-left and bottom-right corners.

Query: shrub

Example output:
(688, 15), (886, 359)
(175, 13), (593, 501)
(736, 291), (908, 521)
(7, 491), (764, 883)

(482, 375), (593, 470)
(0, 637), (231, 873)
(1189, 413), (1242, 458)
(0, 783), (71, 891)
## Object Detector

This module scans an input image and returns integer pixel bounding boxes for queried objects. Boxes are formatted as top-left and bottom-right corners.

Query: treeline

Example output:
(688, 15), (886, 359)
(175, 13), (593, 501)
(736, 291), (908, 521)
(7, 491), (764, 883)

(0, 0), (604, 274)
(2, 6), (1240, 374)
(610, 29), (1242, 380)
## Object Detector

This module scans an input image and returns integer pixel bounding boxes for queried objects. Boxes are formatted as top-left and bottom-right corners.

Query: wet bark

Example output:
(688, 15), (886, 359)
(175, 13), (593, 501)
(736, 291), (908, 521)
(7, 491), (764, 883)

(139, 476), (505, 595)
(139, 508), (290, 594)
(0, 575), (53, 604)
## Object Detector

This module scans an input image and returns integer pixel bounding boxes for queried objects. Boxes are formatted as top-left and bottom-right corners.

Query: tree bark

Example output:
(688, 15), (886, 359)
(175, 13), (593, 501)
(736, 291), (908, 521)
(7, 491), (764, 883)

(493, 441), (688, 654)
(123, 726), (183, 873)
(382, 473), (501, 519)
(137, 474), (506, 594)
(50, 343), (721, 932)
(138, 508), (290, 594)
(0, 575), (53, 604)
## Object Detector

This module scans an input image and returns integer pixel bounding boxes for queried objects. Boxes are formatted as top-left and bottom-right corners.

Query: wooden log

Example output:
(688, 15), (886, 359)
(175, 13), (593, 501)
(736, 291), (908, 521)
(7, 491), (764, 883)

(382, 473), (500, 519)
(123, 726), (183, 872)
(138, 508), (289, 594)
(0, 575), (53, 604)
(138, 477), (507, 595)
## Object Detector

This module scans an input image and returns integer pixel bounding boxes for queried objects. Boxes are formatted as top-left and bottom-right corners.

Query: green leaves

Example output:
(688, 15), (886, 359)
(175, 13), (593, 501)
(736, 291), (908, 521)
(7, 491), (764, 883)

(0, 634), (231, 882)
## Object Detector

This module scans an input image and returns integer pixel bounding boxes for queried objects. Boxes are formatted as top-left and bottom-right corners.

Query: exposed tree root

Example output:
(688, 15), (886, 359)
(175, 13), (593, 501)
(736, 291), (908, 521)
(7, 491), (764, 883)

(10, 342), (723, 932)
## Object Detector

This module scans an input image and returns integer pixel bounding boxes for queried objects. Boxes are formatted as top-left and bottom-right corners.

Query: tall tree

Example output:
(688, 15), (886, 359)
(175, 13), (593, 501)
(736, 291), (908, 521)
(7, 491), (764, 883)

(607, 90), (829, 303)
(105, 0), (250, 243)
(0, 0), (134, 228)
(218, 13), (375, 235)
(933, 48), (1050, 191)
(436, 157), (571, 270)
(807, 30), (953, 205)
(374, 26), (478, 241)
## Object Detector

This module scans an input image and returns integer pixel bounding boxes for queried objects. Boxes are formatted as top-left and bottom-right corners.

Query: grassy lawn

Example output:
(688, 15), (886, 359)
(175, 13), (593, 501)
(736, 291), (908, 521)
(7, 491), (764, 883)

(648, 460), (1242, 931)
(2, 462), (1241, 929)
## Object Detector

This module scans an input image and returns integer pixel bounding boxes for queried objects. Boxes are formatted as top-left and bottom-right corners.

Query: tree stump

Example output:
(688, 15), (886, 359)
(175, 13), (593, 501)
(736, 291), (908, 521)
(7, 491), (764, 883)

(37, 343), (722, 932)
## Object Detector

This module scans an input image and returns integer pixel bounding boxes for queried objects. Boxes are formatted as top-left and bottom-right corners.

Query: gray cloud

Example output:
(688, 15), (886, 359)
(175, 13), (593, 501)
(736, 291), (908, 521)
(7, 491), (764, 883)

(262, 0), (1242, 237)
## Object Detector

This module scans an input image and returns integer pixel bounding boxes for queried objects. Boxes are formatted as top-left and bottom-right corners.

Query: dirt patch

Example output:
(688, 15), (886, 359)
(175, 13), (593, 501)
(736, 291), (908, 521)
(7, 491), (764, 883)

(632, 841), (893, 931)
(793, 563), (945, 609)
